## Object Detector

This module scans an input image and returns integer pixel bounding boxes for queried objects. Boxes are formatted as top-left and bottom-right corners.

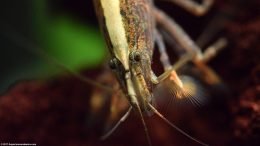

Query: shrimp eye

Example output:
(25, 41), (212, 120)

(109, 58), (118, 70)
(130, 51), (141, 62)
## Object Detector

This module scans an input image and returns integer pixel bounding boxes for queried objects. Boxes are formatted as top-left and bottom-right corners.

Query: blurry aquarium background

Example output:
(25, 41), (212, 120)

(0, 0), (259, 145)
(0, 0), (106, 93)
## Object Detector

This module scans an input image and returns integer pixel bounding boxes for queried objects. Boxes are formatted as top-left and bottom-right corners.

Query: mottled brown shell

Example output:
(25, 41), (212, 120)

(93, 0), (155, 58)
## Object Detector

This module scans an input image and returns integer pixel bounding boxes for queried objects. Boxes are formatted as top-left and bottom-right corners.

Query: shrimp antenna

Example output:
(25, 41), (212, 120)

(136, 103), (152, 146)
(0, 23), (113, 92)
(100, 106), (132, 140)
(148, 103), (209, 146)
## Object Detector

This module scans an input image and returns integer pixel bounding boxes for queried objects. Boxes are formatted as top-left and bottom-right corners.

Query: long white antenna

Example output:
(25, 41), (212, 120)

(136, 103), (152, 146)
(101, 106), (132, 140)
(148, 103), (209, 146)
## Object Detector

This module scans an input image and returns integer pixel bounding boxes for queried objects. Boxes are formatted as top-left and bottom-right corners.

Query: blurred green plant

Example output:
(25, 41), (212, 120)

(0, 0), (106, 93)
(33, 0), (106, 71)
